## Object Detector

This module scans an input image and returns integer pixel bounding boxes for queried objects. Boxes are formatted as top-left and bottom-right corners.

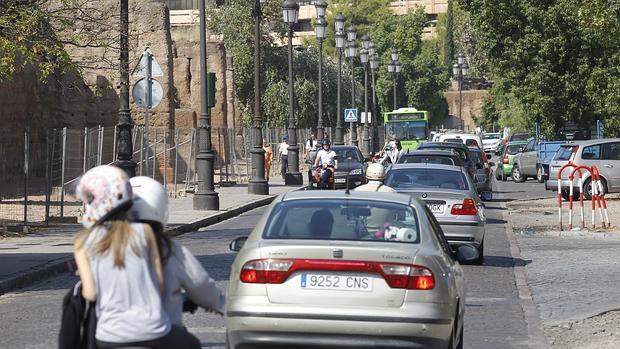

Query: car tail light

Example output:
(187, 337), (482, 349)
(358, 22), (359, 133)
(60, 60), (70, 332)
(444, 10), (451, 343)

(240, 259), (435, 290)
(451, 198), (478, 215)
(502, 155), (509, 164)
(380, 264), (435, 290)
(240, 259), (294, 284)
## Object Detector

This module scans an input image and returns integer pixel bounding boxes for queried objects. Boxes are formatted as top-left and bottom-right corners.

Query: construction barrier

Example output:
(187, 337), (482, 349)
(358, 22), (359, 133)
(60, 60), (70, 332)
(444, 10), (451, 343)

(558, 163), (611, 230)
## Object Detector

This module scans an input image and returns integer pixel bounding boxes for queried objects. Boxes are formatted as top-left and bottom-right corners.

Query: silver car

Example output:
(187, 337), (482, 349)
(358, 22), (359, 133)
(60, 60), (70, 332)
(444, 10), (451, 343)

(547, 138), (620, 200)
(385, 164), (486, 263)
(226, 191), (478, 349)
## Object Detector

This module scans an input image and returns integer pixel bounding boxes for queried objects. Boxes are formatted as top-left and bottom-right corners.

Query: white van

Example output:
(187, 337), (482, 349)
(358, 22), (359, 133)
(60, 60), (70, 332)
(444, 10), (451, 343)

(436, 133), (483, 149)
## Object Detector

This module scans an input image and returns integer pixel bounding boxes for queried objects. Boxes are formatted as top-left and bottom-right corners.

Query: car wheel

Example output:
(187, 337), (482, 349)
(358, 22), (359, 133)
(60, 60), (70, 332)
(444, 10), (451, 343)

(583, 178), (607, 201)
(501, 170), (507, 181)
(536, 166), (544, 183)
(473, 241), (484, 265)
(561, 188), (580, 201)
(495, 168), (501, 180)
(512, 166), (525, 183)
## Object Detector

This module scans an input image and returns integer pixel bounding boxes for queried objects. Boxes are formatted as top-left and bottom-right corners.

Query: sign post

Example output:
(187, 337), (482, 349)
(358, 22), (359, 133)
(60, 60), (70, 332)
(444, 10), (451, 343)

(344, 108), (358, 145)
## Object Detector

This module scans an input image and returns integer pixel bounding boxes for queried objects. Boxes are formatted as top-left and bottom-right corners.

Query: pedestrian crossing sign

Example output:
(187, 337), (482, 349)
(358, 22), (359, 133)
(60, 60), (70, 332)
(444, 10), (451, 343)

(344, 108), (358, 122)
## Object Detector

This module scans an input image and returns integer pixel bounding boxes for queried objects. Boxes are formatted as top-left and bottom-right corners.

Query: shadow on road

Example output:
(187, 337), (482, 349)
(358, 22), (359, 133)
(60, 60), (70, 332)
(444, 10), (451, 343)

(487, 218), (508, 224)
(478, 255), (532, 268)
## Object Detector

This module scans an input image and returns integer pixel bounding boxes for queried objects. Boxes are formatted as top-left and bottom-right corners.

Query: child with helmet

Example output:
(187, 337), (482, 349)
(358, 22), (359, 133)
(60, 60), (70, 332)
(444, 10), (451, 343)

(73, 165), (200, 349)
(128, 176), (225, 325)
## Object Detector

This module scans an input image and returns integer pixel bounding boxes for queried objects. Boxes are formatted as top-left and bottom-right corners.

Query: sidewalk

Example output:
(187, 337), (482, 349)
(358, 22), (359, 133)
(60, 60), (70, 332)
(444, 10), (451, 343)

(0, 179), (297, 295)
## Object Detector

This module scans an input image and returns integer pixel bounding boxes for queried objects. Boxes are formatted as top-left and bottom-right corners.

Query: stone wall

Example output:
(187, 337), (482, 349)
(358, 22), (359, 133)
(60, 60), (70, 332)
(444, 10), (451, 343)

(443, 88), (490, 131)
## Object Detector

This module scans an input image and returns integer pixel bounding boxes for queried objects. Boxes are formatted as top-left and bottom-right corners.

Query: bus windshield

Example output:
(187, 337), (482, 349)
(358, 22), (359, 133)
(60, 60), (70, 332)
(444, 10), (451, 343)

(385, 121), (428, 141)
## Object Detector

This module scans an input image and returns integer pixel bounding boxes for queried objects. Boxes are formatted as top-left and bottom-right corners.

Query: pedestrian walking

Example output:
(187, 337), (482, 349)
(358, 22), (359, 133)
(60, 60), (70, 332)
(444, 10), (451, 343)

(278, 135), (289, 180)
(263, 140), (273, 181)
(73, 165), (200, 349)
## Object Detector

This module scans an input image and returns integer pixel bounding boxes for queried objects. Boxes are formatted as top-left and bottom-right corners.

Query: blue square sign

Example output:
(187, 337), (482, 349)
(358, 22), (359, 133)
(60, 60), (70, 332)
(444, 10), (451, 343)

(344, 108), (358, 122)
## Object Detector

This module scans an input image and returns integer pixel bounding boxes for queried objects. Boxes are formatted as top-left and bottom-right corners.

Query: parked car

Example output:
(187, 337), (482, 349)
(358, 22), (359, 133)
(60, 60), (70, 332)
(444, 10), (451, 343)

(495, 141), (528, 181)
(416, 142), (479, 180)
(436, 133), (483, 149)
(385, 163), (486, 263)
(481, 132), (502, 155)
(547, 138), (620, 200)
(226, 190), (478, 349)
(509, 133), (530, 142)
(512, 139), (564, 183)
(468, 146), (494, 195)
(539, 141), (565, 182)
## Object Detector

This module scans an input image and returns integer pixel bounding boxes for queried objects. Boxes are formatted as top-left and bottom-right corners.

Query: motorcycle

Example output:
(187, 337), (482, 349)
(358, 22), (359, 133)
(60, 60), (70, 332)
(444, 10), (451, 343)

(309, 164), (335, 190)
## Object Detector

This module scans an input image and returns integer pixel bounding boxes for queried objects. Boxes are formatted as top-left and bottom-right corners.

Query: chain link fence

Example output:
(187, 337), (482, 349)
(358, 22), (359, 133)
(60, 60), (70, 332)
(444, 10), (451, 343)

(0, 125), (317, 227)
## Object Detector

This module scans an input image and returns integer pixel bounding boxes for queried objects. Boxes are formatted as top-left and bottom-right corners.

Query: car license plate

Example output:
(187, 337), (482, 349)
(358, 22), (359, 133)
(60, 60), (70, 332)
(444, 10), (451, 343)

(426, 203), (445, 214)
(300, 273), (372, 292)
(335, 178), (346, 183)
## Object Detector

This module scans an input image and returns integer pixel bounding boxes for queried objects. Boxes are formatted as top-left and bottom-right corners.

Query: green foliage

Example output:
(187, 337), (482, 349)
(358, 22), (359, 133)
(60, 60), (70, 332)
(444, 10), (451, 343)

(443, 0), (454, 70)
(460, 0), (620, 138)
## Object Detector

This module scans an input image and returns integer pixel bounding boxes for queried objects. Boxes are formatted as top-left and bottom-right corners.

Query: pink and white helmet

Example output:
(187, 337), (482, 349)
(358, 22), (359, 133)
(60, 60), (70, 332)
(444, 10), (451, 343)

(76, 165), (133, 228)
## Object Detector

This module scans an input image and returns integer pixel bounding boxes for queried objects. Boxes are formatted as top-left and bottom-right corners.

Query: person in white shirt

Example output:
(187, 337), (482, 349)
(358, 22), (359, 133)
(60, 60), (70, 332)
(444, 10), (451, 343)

(278, 136), (289, 180)
(305, 134), (317, 153)
(313, 139), (338, 188)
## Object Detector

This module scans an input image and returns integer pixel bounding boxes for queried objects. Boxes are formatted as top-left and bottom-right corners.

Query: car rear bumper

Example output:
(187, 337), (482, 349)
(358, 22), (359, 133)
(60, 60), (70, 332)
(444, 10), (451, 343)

(334, 173), (365, 188)
(227, 311), (452, 349)
(438, 221), (485, 247)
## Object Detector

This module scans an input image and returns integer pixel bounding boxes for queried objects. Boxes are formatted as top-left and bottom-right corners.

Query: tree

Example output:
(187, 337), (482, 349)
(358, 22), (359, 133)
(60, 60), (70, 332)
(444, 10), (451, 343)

(443, 0), (454, 70)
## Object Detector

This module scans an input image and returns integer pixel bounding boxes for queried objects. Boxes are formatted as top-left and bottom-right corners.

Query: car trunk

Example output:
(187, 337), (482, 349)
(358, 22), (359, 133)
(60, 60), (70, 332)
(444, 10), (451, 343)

(398, 190), (476, 221)
(259, 240), (419, 308)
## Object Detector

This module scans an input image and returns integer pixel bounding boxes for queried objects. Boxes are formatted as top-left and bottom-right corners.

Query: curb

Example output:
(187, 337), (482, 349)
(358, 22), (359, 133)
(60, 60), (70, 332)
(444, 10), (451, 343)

(499, 188), (549, 349)
(516, 229), (620, 240)
(0, 193), (282, 296)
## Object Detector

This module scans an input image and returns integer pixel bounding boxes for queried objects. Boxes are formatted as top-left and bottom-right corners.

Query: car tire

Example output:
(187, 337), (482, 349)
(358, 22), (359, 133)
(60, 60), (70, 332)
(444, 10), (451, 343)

(561, 188), (580, 201)
(456, 324), (464, 349)
(536, 166), (544, 183)
(473, 241), (484, 265)
(495, 168), (501, 180)
(512, 165), (526, 183)
(583, 178), (607, 201)
(544, 180), (549, 190)
(501, 170), (507, 181)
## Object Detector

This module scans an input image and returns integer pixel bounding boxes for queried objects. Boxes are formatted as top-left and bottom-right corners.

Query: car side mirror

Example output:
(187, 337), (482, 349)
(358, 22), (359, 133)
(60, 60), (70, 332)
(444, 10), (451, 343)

(455, 245), (479, 263)
(229, 236), (248, 252)
(486, 154), (492, 160)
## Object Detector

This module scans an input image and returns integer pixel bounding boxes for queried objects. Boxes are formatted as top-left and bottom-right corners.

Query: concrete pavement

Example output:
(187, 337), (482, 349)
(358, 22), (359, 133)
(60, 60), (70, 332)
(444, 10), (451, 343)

(0, 180), (297, 295)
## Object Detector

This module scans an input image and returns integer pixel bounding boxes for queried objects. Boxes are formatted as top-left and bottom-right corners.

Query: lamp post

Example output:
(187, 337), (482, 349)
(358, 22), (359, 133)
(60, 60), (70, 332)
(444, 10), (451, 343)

(114, 0), (136, 177)
(194, 0), (219, 209)
(360, 34), (370, 157)
(452, 53), (469, 130)
(282, 0), (303, 185)
(369, 53), (379, 153)
(387, 48), (400, 111)
(314, 11), (327, 141)
(346, 25), (357, 146)
(334, 13), (346, 145)
(248, 0), (269, 195)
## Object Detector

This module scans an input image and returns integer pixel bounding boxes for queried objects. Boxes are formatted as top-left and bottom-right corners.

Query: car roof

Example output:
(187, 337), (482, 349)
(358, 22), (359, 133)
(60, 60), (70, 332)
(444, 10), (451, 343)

(331, 145), (360, 150)
(418, 142), (467, 149)
(403, 149), (458, 156)
(389, 163), (466, 173)
(278, 190), (413, 205)
(506, 141), (528, 145)
(570, 138), (620, 146)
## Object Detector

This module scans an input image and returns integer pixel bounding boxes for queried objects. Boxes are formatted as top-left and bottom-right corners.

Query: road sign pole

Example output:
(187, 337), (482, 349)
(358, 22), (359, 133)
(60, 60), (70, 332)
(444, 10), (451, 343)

(144, 49), (152, 175)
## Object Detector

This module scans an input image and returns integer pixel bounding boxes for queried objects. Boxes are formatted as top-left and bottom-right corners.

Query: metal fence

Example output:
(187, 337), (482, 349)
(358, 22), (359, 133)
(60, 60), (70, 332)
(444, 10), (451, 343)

(0, 125), (316, 227)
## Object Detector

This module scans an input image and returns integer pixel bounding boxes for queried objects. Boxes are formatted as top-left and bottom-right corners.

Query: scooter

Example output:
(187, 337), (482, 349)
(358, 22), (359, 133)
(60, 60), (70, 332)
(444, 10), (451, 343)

(310, 164), (335, 189)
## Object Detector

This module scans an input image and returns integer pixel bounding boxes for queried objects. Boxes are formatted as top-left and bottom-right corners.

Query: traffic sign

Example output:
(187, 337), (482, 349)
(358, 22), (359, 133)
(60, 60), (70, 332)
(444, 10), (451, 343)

(361, 112), (372, 124)
(344, 108), (358, 122)
(132, 48), (163, 78)
(132, 78), (163, 108)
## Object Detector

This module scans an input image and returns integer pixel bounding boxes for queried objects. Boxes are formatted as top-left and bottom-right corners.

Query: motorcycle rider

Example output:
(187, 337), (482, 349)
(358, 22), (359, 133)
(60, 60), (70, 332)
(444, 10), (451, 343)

(128, 177), (225, 327)
(73, 165), (200, 349)
(313, 139), (338, 188)
(354, 163), (395, 193)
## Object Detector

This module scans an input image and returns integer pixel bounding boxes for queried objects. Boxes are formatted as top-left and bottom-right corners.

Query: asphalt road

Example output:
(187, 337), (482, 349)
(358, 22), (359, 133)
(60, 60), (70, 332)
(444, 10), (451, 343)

(0, 178), (541, 348)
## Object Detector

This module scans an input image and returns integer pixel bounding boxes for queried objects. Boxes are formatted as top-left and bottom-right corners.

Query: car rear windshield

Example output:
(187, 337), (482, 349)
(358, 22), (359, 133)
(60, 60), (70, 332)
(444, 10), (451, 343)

(482, 133), (501, 140)
(263, 199), (420, 244)
(555, 145), (577, 161)
(419, 145), (469, 161)
(468, 149), (483, 163)
(505, 145), (523, 155)
(385, 168), (469, 191)
(397, 155), (456, 166)
(510, 133), (529, 141)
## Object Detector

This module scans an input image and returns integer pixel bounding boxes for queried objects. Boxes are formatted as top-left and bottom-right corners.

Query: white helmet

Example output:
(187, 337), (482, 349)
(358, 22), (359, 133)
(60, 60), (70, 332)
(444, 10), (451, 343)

(76, 165), (133, 228)
(128, 176), (169, 227)
(366, 163), (386, 181)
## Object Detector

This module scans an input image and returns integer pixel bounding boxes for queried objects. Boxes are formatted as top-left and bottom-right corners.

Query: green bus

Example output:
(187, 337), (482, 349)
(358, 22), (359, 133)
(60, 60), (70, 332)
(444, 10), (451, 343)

(383, 108), (430, 150)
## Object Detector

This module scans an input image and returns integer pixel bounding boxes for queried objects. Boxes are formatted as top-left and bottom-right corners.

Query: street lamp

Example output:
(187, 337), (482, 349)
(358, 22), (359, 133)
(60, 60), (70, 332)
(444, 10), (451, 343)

(387, 55), (400, 111)
(315, 15), (327, 141)
(282, 0), (303, 185)
(369, 53), (380, 152)
(248, 0), (269, 195)
(194, 0), (219, 209)
(453, 53), (469, 130)
(360, 44), (370, 157)
(346, 25), (358, 146)
(334, 13), (346, 145)
(115, 0), (136, 177)
(314, 0), (327, 18)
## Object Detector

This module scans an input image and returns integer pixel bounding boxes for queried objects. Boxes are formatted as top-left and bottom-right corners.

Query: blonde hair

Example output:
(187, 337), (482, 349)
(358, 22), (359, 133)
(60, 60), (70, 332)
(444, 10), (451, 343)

(93, 220), (141, 268)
